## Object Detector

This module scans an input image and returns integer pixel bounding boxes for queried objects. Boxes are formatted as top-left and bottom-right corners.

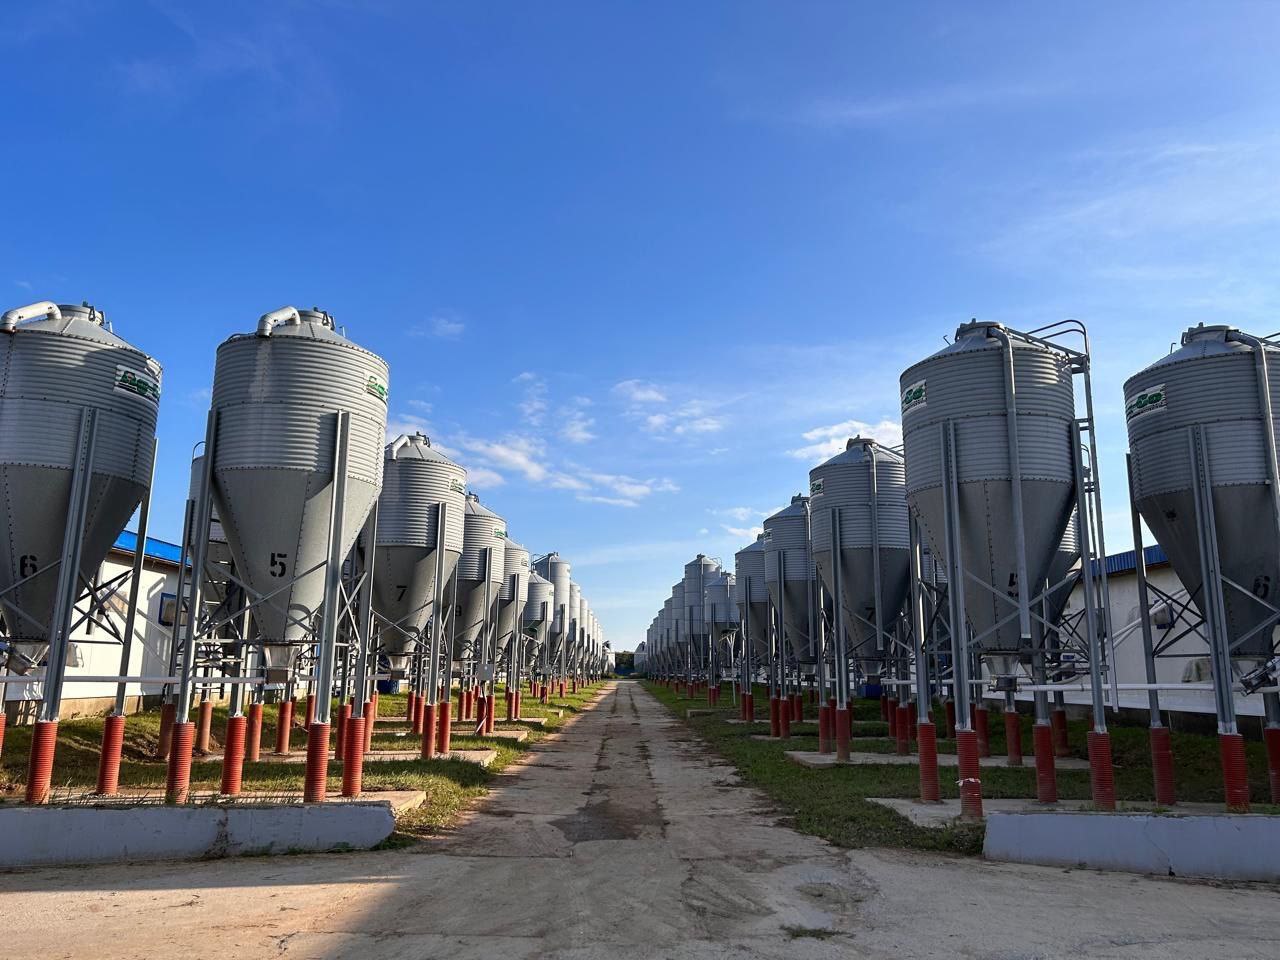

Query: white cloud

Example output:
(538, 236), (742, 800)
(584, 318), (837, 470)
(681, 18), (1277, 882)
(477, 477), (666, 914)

(455, 434), (548, 483)
(430, 316), (465, 338)
(577, 494), (639, 508)
(674, 416), (724, 435)
(385, 413), (431, 441)
(613, 379), (666, 404)
(715, 506), (765, 523)
(549, 473), (590, 491)
(697, 527), (710, 535)
(513, 372), (548, 426)
(797, 82), (1058, 129)
(14, 279), (32, 291)
(722, 524), (763, 540)
(787, 418), (902, 464)
(465, 466), (505, 489)
(561, 410), (596, 444)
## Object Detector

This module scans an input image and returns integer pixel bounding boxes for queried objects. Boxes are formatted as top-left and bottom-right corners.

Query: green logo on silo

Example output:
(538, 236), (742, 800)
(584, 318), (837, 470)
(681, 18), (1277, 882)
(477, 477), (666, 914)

(901, 379), (926, 414)
(810, 477), (825, 497)
(365, 375), (388, 403)
(114, 365), (161, 405)
(449, 478), (466, 494)
(1125, 384), (1166, 422)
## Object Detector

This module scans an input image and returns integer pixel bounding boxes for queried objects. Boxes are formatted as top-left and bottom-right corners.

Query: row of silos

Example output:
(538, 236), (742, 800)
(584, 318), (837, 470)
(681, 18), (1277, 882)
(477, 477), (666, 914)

(0, 299), (609, 807)
(658, 317), (1280, 818)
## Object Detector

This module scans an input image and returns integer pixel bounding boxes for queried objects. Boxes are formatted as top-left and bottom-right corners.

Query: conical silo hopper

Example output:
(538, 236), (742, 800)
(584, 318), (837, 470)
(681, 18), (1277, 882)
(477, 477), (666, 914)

(209, 307), (388, 675)
(1041, 511), (1079, 635)
(453, 493), (506, 659)
(568, 581), (582, 664)
(809, 438), (911, 663)
(764, 496), (817, 662)
(533, 553), (571, 658)
(1126, 324), (1280, 660)
(372, 433), (465, 673)
(0, 301), (161, 673)
(494, 536), (530, 660)
(901, 321), (1076, 678)
(522, 569), (553, 665)
(735, 535), (769, 661)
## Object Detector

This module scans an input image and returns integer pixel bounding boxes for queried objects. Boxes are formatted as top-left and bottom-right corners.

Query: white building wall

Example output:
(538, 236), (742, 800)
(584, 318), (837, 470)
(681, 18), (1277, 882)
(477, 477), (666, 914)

(3, 549), (179, 714)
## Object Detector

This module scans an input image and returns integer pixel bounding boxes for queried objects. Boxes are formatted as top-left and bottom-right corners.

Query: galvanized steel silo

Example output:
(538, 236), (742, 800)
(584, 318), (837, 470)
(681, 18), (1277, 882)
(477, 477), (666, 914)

(1126, 325), (1280, 660)
(901, 321), (1075, 677)
(0, 302), (161, 672)
(373, 433), (466, 669)
(809, 438), (910, 659)
(454, 493), (506, 656)
(735, 535), (769, 658)
(763, 496), (816, 661)
(209, 306), (388, 671)
(494, 536), (530, 658)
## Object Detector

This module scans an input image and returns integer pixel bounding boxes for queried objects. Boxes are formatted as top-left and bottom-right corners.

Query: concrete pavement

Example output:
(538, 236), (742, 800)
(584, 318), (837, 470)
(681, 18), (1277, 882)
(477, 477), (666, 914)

(0, 681), (1277, 958)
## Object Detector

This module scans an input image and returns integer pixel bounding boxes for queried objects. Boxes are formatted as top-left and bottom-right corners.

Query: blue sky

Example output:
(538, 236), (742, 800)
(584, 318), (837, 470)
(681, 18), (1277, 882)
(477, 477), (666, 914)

(5, 2), (1280, 650)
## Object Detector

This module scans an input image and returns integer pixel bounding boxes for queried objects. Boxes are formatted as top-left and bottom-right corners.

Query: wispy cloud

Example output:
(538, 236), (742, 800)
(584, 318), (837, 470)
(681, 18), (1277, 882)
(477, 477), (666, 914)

(456, 434), (548, 483)
(13, 279), (33, 291)
(787, 418), (902, 464)
(513, 372), (548, 426)
(561, 410), (596, 444)
(612, 379), (667, 404)
(983, 136), (1280, 286)
(428, 315), (465, 339)
(796, 82), (1058, 129)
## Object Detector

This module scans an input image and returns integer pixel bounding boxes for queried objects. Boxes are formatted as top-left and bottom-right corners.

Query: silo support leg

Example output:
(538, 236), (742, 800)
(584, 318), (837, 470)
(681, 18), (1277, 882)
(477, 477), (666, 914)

(437, 701), (452, 755)
(1220, 732), (1250, 812)
(1033, 723), (1057, 804)
(96, 714), (126, 796)
(1149, 726), (1176, 806)
(917, 720), (940, 803)
(1086, 730), (1116, 811)
(956, 729), (983, 820)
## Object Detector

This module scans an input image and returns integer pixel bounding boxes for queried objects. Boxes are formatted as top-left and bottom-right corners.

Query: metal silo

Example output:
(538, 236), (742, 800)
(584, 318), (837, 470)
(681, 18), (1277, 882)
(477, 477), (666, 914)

(735, 535), (769, 660)
(902, 319), (1111, 818)
(533, 552), (571, 641)
(523, 569), (553, 671)
(454, 493), (506, 659)
(209, 307), (388, 674)
(763, 496), (816, 661)
(0, 300), (160, 804)
(372, 433), (466, 673)
(809, 438), (910, 662)
(1125, 323), (1280, 810)
(901, 321), (1077, 679)
(0, 302), (161, 677)
(495, 536), (530, 660)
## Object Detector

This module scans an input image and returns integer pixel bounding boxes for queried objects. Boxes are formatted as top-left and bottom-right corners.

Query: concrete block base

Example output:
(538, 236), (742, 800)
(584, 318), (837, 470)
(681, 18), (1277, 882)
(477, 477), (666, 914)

(983, 809), (1280, 882)
(0, 796), (406, 867)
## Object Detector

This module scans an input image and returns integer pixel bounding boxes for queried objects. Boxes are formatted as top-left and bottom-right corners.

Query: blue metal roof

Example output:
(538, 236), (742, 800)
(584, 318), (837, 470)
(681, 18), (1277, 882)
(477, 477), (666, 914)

(1091, 543), (1168, 577)
(112, 530), (183, 565)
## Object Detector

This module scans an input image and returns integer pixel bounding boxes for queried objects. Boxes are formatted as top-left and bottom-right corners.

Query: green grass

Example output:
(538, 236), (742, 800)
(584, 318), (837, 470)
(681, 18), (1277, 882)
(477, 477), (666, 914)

(0, 681), (610, 844)
(644, 680), (1280, 856)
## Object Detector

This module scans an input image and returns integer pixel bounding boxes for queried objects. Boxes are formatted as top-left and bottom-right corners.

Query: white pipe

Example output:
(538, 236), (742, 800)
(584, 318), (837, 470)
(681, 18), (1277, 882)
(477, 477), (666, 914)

(0, 674), (265, 685)
(0, 300), (61, 333)
(257, 305), (301, 337)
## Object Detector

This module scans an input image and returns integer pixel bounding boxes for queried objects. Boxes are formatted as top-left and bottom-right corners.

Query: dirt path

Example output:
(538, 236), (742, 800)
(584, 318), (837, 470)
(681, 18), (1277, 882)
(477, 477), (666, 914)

(1, 681), (1277, 958)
